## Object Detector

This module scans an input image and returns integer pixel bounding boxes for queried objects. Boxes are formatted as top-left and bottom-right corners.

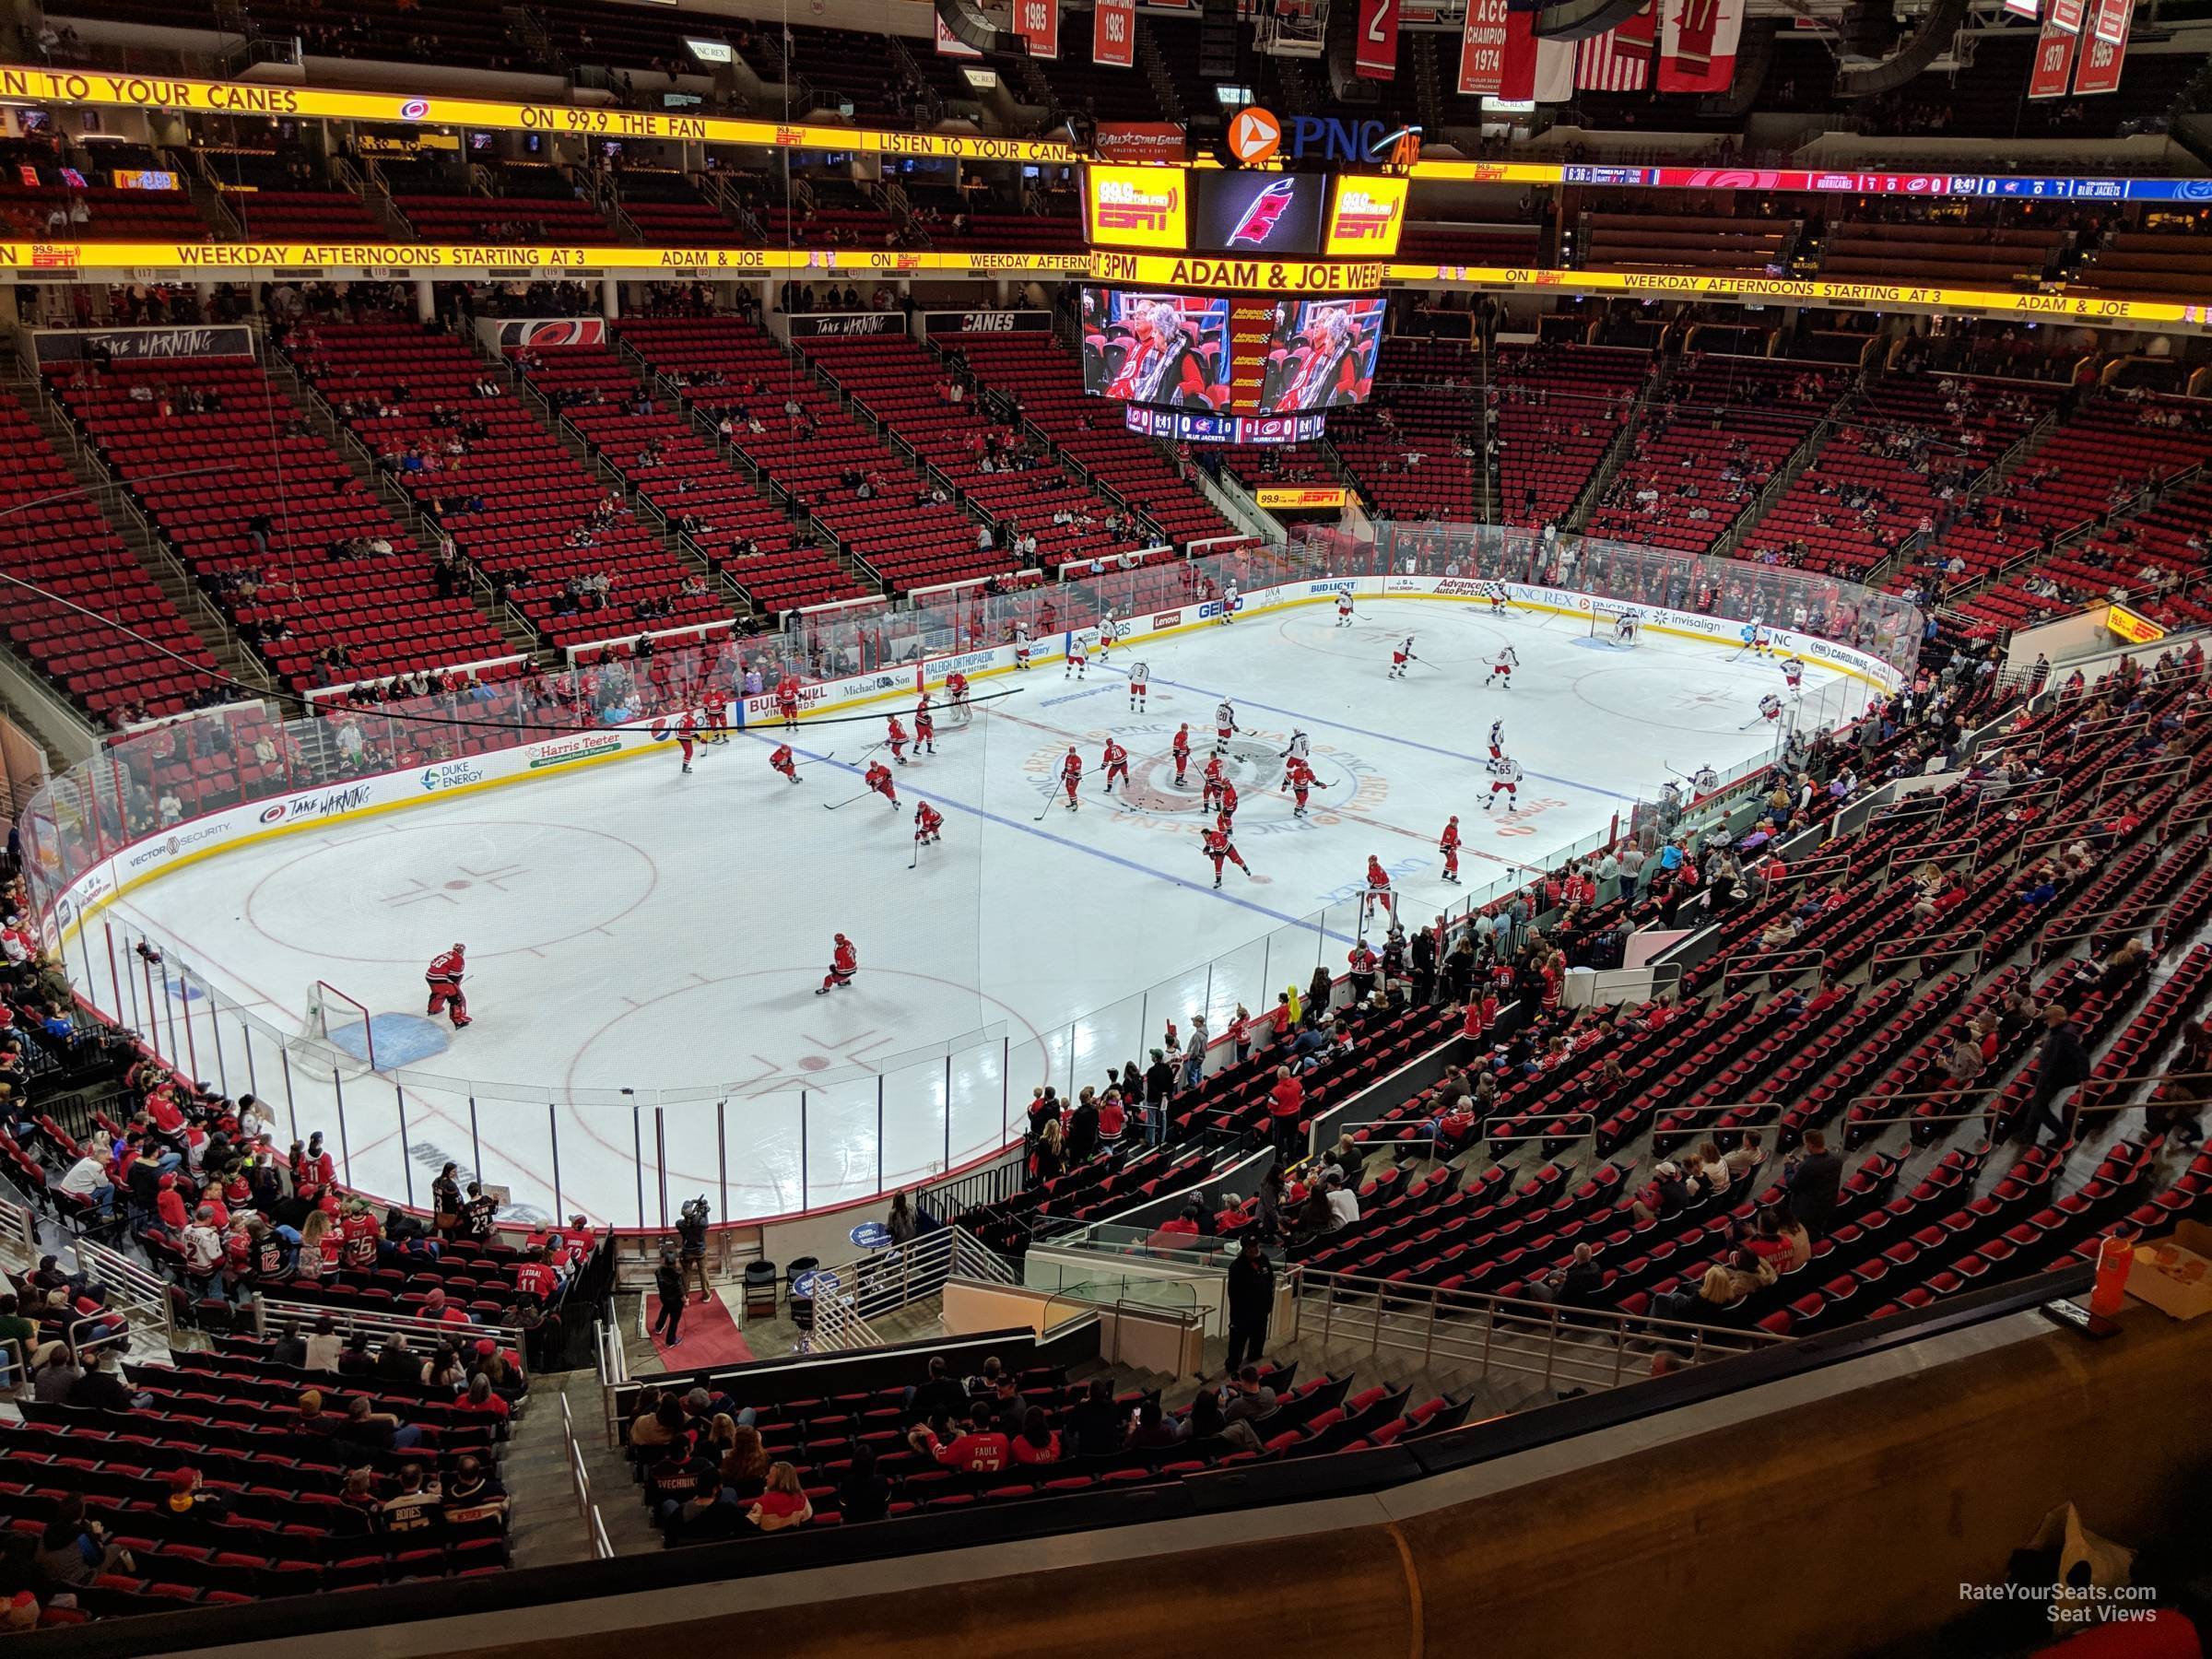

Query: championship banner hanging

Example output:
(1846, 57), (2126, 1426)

(1017, 0), (1060, 59)
(1093, 0), (1135, 66)
(1355, 0), (1402, 80)
(1457, 0), (1512, 93)
(2027, 16), (2078, 95)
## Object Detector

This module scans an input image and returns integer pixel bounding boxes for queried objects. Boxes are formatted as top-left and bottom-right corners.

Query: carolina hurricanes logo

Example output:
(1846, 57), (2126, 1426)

(1227, 178), (1299, 247)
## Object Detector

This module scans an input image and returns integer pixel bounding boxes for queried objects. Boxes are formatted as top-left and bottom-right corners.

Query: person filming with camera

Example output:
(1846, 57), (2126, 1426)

(677, 1195), (712, 1303)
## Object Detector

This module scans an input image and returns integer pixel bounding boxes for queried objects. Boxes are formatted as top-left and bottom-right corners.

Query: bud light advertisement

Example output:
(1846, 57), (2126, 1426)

(1192, 171), (1326, 257)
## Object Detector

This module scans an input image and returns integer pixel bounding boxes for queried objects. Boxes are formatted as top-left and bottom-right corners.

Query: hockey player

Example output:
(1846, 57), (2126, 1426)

(775, 672), (802, 731)
(914, 698), (936, 755)
(1065, 633), (1088, 680)
(1200, 824), (1251, 888)
(945, 670), (971, 723)
(1014, 623), (1033, 672)
(1171, 723), (1192, 786)
(1214, 700), (1237, 755)
(1335, 589), (1355, 628)
(1127, 660), (1149, 712)
(1101, 737), (1130, 794)
(1217, 780), (1240, 827)
(1488, 719), (1505, 762)
(1690, 764), (1721, 794)
(1439, 816), (1463, 883)
(1288, 757), (1313, 818)
(913, 802), (944, 848)
(816, 933), (858, 994)
(770, 743), (800, 784)
(1363, 855), (1392, 924)
(886, 714), (910, 765)
(699, 702), (730, 747)
(865, 760), (898, 808)
(1389, 636), (1418, 679)
(1484, 754), (1523, 810)
(1279, 729), (1312, 789)
(1744, 692), (1784, 730)
(1218, 579), (1240, 623)
(1488, 645), (1519, 688)
(1782, 654), (1806, 697)
(1201, 753), (1229, 814)
(1483, 582), (1509, 618)
(1741, 619), (1771, 657)
(1059, 747), (1083, 810)
(1097, 611), (1118, 659)
(676, 710), (699, 774)
(425, 943), (471, 1029)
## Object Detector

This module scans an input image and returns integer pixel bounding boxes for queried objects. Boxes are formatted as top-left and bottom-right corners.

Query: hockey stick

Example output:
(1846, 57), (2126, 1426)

(1033, 792), (1058, 822)
(824, 790), (873, 810)
(908, 842), (923, 870)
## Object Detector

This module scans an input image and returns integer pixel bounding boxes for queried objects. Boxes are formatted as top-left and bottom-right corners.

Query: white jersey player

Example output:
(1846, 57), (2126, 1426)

(1388, 635), (1418, 679)
(1484, 754), (1523, 809)
(1612, 609), (1640, 644)
(1214, 700), (1238, 754)
(1218, 580), (1240, 623)
(1744, 692), (1784, 729)
(1127, 659), (1150, 712)
(1097, 611), (1118, 658)
(1782, 654), (1806, 695)
(1480, 581), (1509, 618)
(1279, 728), (1311, 787)
(1488, 719), (1505, 761)
(1065, 634), (1088, 679)
(1488, 645), (1519, 688)
(1741, 620), (1772, 657)
(1014, 622), (1032, 672)
(1690, 764), (1721, 794)
(1335, 590), (1355, 628)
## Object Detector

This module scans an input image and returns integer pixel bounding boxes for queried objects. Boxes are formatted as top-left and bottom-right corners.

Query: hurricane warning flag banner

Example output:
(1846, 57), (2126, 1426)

(1577, 4), (1656, 90)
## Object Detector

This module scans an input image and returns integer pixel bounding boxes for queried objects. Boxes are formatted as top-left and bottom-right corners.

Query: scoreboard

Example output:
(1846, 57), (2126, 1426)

(1080, 160), (1400, 441)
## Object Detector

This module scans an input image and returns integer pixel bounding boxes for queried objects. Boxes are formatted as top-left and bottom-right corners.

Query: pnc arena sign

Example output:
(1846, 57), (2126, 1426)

(1232, 111), (1422, 167)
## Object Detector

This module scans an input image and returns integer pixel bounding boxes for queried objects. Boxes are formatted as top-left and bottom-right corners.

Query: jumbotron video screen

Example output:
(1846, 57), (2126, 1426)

(1078, 289), (1385, 416)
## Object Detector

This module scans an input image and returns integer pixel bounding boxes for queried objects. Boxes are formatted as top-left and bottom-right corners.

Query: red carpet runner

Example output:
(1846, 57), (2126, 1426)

(646, 1291), (755, 1368)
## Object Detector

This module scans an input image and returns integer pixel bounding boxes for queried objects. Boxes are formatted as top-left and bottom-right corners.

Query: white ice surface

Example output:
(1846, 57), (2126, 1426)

(90, 600), (1872, 1226)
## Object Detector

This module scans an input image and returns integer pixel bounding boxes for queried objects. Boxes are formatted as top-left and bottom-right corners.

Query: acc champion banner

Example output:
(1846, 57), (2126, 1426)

(3, 64), (2206, 203)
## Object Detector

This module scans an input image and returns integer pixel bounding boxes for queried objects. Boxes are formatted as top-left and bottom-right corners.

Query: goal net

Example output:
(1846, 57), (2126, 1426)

(295, 980), (380, 1077)
(1589, 603), (1643, 647)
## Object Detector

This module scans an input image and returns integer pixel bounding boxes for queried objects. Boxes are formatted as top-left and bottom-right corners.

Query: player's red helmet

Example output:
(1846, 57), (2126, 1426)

(834, 933), (848, 944)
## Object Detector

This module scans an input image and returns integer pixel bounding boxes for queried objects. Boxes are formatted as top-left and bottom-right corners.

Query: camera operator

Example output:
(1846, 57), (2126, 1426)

(676, 1196), (711, 1303)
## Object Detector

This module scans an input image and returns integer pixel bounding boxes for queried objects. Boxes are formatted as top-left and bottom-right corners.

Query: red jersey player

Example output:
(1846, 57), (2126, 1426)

(771, 743), (799, 784)
(1439, 816), (1463, 884)
(1288, 757), (1313, 818)
(676, 710), (699, 774)
(1059, 747), (1083, 810)
(775, 673), (802, 730)
(1362, 856), (1392, 926)
(816, 933), (858, 994)
(1200, 825), (1251, 888)
(425, 942), (471, 1029)
(913, 802), (944, 847)
(945, 671), (971, 723)
(1217, 780), (1240, 826)
(1201, 754), (1228, 813)
(886, 714), (909, 765)
(865, 760), (898, 808)
(914, 698), (936, 755)
(1171, 723), (1192, 786)
(1101, 738), (1129, 794)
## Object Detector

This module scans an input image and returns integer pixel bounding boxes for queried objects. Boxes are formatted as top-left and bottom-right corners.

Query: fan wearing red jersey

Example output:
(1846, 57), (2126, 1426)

(1059, 747), (1083, 810)
(865, 761), (898, 808)
(816, 934), (858, 994)
(1440, 816), (1463, 884)
(426, 943), (471, 1029)
(1101, 738), (1130, 794)
(770, 744), (799, 784)
(1201, 825), (1252, 888)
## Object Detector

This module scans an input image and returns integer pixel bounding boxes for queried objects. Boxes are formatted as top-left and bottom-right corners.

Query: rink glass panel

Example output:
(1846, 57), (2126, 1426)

(19, 538), (1919, 1228)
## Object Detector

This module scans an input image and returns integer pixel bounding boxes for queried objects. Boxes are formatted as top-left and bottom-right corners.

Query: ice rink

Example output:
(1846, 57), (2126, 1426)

(92, 598), (1871, 1227)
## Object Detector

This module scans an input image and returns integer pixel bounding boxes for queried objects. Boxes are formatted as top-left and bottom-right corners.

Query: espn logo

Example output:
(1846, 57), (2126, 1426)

(1096, 178), (1179, 233)
(30, 245), (78, 269)
(1329, 186), (1401, 243)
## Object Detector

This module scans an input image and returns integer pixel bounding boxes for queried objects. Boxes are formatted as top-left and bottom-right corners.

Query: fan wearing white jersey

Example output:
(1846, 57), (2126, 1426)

(1488, 645), (1519, 688)
(1335, 590), (1356, 628)
(1213, 700), (1238, 754)
(1065, 634), (1088, 679)
(1278, 729), (1311, 788)
(1127, 660), (1150, 712)
(1484, 754), (1523, 810)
